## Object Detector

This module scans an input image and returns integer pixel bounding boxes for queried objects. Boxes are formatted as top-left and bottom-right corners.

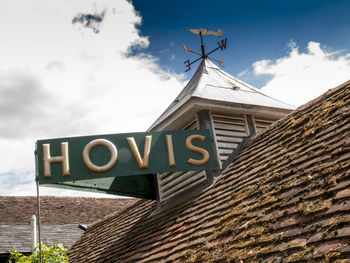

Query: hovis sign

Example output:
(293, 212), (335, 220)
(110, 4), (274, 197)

(35, 129), (217, 198)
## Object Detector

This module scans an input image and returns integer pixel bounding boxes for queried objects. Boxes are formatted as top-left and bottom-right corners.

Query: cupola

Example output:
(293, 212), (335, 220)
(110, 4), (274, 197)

(149, 55), (294, 207)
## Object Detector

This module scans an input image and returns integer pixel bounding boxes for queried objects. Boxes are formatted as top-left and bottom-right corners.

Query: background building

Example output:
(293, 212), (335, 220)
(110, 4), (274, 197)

(0, 196), (135, 262)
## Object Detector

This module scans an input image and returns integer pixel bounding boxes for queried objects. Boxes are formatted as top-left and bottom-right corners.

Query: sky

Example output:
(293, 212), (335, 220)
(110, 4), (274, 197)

(0, 0), (349, 197)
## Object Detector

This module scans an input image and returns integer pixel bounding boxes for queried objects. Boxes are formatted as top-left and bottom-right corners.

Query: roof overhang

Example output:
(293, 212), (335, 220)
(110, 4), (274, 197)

(149, 96), (294, 131)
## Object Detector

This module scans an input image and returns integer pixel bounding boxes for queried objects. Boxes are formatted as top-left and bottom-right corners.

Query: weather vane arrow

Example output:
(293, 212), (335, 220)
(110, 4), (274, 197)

(183, 28), (227, 72)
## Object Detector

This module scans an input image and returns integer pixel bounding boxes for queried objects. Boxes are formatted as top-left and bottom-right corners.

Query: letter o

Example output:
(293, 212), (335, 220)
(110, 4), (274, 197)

(82, 139), (118, 173)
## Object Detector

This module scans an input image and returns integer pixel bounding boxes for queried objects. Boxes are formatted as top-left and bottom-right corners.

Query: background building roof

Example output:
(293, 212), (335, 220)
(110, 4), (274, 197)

(0, 196), (135, 255)
(70, 80), (350, 262)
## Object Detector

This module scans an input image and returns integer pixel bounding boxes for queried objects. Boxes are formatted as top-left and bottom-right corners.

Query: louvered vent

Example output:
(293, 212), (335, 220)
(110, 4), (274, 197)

(254, 117), (275, 133)
(212, 114), (249, 163)
(183, 119), (198, 130)
(157, 119), (206, 203)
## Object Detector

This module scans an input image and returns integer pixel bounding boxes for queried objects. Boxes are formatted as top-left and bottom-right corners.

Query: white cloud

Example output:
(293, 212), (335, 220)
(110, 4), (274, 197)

(0, 0), (184, 196)
(255, 41), (350, 106)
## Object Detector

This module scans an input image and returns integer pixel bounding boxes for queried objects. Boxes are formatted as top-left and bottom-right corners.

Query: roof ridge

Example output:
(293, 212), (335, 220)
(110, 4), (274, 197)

(213, 66), (296, 108)
(295, 79), (350, 113)
(148, 59), (208, 130)
(248, 79), (350, 145)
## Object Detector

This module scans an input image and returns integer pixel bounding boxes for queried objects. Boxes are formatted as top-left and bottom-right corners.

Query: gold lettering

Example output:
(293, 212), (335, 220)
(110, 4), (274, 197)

(127, 136), (152, 169)
(82, 139), (118, 173)
(43, 142), (70, 178)
(186, 135), (210, 166)
(165, 135), (176, 167)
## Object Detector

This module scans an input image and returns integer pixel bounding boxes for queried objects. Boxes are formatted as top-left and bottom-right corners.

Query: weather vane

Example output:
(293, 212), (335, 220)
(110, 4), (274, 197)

(183, 28), (227, 72)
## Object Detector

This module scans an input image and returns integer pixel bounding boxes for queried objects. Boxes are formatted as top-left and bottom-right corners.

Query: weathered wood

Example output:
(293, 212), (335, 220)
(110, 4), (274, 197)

(161, 176), (208, 202)
(160, 171), (206, 201)
(218, 148), (234, 155)
(159, 171), (186, 185)
(214, 129), (248, 137)
(254, 117), (274, 125)
(219, 156), (230, 162)
(254, 117), (274, 130)
(183, 119), (198, 130)
(212, 114), (245, 122)
(256, 127), (266, 133)
(216, 136), (244, 143)
(160, 170), (204, 193)
(212, 122), (246, 132)
(198, 110), (221, 177)
(246, 114), (257, 136)
(217, 141), (239, 149)
(221, 137), (250, 170)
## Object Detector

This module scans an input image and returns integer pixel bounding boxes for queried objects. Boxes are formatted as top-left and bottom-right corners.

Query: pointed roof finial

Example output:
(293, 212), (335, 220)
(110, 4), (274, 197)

(183, 28), (227, 72)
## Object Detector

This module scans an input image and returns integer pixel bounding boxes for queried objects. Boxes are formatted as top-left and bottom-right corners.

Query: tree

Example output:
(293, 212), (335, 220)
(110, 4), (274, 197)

(9, 243), (68, 263)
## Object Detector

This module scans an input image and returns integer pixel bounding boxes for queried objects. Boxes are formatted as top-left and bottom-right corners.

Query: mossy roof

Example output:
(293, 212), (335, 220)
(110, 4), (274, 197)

(69, 80), (350, 263)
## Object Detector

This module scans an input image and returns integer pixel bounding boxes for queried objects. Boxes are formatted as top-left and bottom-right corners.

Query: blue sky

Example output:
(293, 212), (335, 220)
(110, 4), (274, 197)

(132, 0), (350, 87)
(0, 0), (349, 197)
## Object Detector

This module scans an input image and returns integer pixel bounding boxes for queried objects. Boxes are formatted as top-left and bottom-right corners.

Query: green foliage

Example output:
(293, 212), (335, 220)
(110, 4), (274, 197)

(9, 243), (68, 263)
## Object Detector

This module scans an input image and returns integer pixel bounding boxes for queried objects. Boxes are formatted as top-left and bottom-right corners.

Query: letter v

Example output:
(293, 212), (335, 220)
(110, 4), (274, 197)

(126, 136), (152, 169)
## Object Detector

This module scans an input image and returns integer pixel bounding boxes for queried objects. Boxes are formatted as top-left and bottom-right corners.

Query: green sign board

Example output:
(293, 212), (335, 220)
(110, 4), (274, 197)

(35, 129), (217, 199)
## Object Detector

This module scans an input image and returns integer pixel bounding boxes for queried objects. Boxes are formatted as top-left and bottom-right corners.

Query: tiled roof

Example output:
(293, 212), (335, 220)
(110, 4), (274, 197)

(0, 196), (136, 224)
(1, 224), (86, 254)
(0, 196), (136, 254)
(69, 80), (350, 262)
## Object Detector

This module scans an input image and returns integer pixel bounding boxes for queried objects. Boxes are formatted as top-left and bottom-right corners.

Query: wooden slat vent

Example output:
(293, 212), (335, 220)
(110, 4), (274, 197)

(212, 114), (249, 163)
(183, 119), (198, 130)
(158, 119), (207, 202)
(157, 170), (206, 202)
(254, 117), (275, 133)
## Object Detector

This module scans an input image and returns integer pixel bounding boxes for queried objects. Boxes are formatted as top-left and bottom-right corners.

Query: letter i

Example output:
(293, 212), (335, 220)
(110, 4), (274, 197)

(165, 135), (176, 167)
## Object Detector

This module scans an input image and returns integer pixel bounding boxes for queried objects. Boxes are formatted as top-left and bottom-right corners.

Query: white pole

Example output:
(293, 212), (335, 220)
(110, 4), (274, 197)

(31, 215), (37, 254)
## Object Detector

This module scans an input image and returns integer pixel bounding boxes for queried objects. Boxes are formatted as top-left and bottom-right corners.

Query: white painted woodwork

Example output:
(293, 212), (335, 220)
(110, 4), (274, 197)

(254, 117), (275, 133)
(212, 114), (249, 163)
